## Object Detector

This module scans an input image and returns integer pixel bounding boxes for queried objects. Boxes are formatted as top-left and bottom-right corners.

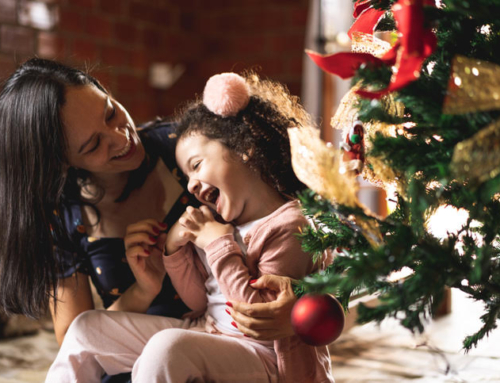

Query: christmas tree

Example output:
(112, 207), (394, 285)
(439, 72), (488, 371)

(293, 0), (500, 350)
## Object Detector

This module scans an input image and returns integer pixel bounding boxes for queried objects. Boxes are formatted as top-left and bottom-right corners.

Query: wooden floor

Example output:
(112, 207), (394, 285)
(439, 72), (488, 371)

(0, 288), (499, 382)
(329, 289), (500, 382)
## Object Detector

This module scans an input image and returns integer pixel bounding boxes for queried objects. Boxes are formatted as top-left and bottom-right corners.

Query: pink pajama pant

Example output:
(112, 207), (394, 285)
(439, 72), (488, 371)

(45, 310), (278, 383)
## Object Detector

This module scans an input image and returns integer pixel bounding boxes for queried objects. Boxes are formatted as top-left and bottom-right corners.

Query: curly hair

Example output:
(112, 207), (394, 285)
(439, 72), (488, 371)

(176, 73), (311, 197)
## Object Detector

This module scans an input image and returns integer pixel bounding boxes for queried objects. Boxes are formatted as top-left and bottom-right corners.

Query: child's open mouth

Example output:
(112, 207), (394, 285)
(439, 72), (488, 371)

(202, 187), (220, 206)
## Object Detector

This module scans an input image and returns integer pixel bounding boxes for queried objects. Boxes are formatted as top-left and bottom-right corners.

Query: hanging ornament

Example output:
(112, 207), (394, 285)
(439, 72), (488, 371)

(340, 120), (365, 175)
(291, 294), (345, 346)
(443, 55), (500, 115)
(330, 85), (406, 193)
(288, 126), (385, 247)
(306, 0), (437, 99)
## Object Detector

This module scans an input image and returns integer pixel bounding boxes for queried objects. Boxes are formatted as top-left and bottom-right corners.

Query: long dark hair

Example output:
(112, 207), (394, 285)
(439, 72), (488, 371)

(0, 58), (107, 318)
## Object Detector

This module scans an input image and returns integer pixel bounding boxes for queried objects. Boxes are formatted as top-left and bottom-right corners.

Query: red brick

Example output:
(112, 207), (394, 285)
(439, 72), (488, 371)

(160, 34), (203, 60)
(0, 0), (17, 23)
(98, 0), (125, 15)
(288, 54), (304, 76)
(101, 45), (130, 68)
(59, 8), (84, 34)
(249, 57), (286, 77)
(116, 73), (147, 94)
(290, 8), (308, 27)
(130, 49), (150, 72)
(270, 34), (305, 53)
(68, 0), (95, 8)
(128, 2), (170, 25)
(0, 26), (36, 55)
(198, 58), (249, 79)
(37, 32), (66, 59)
(124, 96), (157, 126)
(85, 14), (113, 39)
(229, 35), (268, 56)
(90, 68), (113, 90)
(140, 27), (165, 49)
(0, 53), (16, 79)
(169, 0), (198, 9)
(213, 9), (288, 34)
(71, 38), (99, 62)
(114, 21), (138, 45)
(285, 80), (302, 98)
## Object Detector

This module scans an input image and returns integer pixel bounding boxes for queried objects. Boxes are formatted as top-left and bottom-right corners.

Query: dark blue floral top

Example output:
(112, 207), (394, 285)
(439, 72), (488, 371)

(54, 121), (198, 318)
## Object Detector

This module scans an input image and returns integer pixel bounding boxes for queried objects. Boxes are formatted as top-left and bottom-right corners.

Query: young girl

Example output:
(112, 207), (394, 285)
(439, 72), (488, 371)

(45, 73), (334, 383)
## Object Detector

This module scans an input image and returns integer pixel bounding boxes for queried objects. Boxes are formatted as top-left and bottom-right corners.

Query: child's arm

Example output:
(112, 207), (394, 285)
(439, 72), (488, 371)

(162, 217), (208, 312)
(181, 204), (314, 304)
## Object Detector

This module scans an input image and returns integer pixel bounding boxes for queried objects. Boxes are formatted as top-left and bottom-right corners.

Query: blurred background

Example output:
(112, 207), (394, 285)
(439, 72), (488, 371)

(0, 0), (313, 124)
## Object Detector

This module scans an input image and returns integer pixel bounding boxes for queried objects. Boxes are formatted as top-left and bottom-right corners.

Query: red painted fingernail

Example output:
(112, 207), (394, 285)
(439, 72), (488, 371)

(159, 223), (168, 229)
(149, 236), (157, 242)
(144, 250), (150, 255)
(231, 321), (238, 329)
(152, 227), (160, 234)
(249, 279), (257, 284)
(226, 301), (233, 307)
(225, 309), (231, 315)
(244, 334), (250, 338)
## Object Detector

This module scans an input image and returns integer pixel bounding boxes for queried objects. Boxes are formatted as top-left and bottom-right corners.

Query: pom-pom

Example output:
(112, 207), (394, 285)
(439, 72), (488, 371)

(203, 73), (250, 117)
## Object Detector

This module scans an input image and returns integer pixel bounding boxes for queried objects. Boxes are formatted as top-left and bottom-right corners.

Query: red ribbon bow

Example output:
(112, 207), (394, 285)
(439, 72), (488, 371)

(307, 0), (437, 99)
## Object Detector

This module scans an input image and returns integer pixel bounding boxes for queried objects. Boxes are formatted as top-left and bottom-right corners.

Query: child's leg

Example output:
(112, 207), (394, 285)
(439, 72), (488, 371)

(45, 310), (188, 383)
(133, 329), (278, 383)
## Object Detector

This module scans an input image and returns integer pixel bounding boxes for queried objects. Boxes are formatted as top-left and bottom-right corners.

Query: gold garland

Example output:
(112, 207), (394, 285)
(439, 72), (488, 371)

(443, 55), (500, 115)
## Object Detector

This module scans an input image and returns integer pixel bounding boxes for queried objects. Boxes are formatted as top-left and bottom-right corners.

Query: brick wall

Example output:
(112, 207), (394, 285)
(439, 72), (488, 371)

(0, 0), (309, 124)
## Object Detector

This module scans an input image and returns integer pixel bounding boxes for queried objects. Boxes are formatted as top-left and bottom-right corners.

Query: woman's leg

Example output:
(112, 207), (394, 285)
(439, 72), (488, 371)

(133, 329), (278, 383)
(45, 310), (187, 383)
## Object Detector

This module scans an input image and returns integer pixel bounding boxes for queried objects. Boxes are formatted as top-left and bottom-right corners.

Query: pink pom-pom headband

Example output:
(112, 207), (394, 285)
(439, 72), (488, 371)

(203, 73), (250, 117)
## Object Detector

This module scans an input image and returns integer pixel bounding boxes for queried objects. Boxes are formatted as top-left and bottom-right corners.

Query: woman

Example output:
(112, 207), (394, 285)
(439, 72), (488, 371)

(0, 58), (297, 381)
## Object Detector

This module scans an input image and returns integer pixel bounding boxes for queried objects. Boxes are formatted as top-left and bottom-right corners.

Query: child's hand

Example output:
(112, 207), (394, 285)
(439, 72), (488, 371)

(180, 205), (234, 249)
(165, 219), (195, 255)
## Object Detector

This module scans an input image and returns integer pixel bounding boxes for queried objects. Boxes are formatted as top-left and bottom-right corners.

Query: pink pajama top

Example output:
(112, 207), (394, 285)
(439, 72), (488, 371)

(163, 200), (335, 383)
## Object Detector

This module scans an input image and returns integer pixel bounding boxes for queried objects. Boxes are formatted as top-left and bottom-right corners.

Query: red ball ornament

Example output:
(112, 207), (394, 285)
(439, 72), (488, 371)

(291, 294), (345, 346)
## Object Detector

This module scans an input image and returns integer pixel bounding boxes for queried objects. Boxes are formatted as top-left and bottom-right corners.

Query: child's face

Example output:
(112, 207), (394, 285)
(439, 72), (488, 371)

(176, 133), (265, 225)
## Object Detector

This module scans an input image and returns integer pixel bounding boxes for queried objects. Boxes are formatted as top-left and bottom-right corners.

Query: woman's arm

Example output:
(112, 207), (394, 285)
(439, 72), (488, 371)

(227, 275), (297, 340)
(49, 272), (94, 346)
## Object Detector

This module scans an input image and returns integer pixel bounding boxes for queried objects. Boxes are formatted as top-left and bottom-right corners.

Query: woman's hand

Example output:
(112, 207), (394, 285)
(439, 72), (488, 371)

(227, 275), (298, 340)
(124, 219), (168, 299)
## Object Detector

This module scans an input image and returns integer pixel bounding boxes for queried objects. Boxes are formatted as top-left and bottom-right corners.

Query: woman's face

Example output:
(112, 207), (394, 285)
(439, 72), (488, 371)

(63, 85), (145, 176)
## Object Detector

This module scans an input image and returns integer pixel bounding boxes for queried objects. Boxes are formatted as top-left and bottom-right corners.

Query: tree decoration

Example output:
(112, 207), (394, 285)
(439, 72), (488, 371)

(288, 126), (384, 247)
(341, 120), (365, 175)
(348, 0), (386, 39)
(297, 0), (500, 352)
(443, 55), (500, 115)
(450, 118), (500, 186)
(291, 294), (345, 346)
(306, 0), (437, 99)
(443, 55), (500, 186)
(331, 84), (406, 192)
(288, 126), (360, 209)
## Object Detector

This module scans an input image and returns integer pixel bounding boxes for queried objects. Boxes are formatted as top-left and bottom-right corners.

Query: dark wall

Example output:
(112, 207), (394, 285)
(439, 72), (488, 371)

(0, 0), (309, 123)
